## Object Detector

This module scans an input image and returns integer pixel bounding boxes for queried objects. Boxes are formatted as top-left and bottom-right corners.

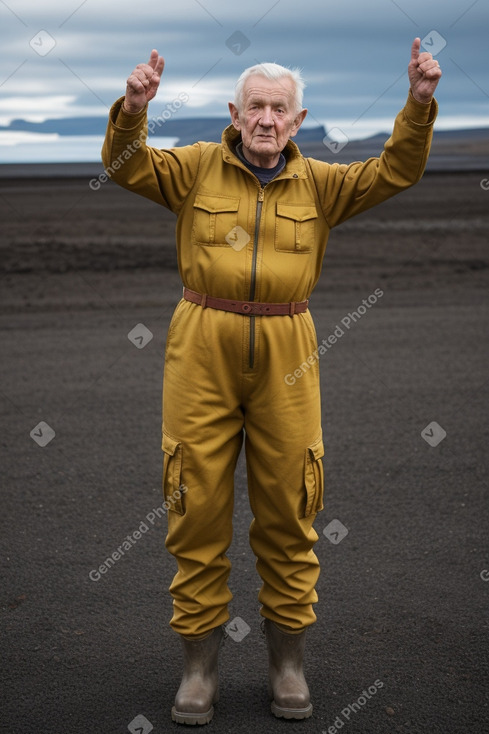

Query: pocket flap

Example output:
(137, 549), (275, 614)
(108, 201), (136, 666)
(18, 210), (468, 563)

(161, 432), (184, 515)
(276, 203), (318, 222)
(308, 435), (324, 462)
(162, 431), (180, 456)
(194, 193), (240, 214)
(303, 435), (325, 517)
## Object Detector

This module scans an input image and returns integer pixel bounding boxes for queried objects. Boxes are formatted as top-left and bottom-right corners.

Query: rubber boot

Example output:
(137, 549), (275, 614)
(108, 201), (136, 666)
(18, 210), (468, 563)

(264, 619), (313, 719)
(171, 626), (223, 725)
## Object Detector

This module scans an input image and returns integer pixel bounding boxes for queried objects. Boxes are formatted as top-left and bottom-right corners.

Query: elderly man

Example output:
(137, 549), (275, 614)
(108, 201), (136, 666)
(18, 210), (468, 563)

(102, 39), (441, 725)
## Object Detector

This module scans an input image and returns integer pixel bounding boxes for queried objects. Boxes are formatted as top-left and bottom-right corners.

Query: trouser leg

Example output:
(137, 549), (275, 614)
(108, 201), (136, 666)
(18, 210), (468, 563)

(243, 311), (324, 629)
(245, 432), (323, 629)
(162, 301), (244, 638)
(164, 428), (242, 637)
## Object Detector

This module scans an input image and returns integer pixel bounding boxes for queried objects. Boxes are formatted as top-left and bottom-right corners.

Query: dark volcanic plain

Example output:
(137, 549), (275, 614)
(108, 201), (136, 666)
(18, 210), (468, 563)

(1, 136), (489, 734)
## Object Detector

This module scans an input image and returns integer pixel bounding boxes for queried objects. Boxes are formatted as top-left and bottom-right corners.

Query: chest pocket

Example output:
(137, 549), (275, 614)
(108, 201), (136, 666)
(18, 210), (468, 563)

(275, 202), (317, 253)
(192, 193), (240, 247)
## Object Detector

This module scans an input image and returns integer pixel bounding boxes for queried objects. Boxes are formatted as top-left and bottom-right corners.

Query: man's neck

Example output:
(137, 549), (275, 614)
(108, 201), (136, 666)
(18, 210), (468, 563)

(237, 142), (284, 170)
(234, 142), (286, 187)
(240, 144), (280, 169)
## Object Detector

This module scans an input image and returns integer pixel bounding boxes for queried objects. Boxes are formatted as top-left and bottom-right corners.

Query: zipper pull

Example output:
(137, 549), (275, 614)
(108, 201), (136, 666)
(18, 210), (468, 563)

(258, 187), (264, 202)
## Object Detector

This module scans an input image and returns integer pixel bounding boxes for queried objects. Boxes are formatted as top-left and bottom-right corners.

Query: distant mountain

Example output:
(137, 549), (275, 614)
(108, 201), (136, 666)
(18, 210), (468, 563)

(0, 117), (109, 136)
(2, 115), (488, 148)
(1, 116), (487, 172)
(366, 127), (489, 142)
(0, 116), (327, 146)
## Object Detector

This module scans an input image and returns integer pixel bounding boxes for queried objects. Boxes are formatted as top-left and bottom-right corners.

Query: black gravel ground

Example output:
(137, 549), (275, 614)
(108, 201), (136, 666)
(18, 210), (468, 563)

(1, 170), (488, 734)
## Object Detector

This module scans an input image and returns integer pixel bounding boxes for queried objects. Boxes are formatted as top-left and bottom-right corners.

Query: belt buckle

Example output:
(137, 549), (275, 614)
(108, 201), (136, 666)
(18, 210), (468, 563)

(241, 302), (272, 315)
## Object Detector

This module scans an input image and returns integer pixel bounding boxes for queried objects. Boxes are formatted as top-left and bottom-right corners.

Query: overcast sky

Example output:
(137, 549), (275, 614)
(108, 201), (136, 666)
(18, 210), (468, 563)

(0, 0), (488, 139)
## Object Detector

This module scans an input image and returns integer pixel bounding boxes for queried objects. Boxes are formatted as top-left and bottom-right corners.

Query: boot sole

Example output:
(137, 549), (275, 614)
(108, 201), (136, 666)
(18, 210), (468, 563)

(171, 705), (214, 725)
(271, 701), (313, 719)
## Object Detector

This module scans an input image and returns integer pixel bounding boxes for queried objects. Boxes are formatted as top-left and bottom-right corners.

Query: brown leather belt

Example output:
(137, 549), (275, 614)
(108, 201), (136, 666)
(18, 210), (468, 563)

(183, 287), (308, 316)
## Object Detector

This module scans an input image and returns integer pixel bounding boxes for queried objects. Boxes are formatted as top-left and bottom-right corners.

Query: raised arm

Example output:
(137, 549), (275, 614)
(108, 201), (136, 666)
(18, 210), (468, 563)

(309, 37), (442, 229)
(123, 49), (165, 113)
(101, 49), (200, 212)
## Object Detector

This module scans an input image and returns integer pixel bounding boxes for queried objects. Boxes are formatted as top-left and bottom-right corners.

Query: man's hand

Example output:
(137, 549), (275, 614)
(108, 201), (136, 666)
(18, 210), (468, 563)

(408, 37), (442, 104)
(124, 49), (165, 113)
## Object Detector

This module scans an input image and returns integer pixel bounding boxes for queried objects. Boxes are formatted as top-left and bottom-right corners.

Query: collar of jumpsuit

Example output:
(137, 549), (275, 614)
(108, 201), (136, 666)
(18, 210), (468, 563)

(222, 123), (308, 182)
(234, 140), (286, 186)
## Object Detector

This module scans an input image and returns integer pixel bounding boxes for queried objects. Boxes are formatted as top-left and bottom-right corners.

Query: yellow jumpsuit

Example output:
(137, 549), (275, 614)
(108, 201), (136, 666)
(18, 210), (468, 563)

(102, 92), (437, 637)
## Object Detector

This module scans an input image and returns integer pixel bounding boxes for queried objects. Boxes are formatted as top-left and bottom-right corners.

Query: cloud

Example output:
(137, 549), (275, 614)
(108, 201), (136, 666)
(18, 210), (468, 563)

(0, 95), (77, 125)
(0, 0), (487, 132)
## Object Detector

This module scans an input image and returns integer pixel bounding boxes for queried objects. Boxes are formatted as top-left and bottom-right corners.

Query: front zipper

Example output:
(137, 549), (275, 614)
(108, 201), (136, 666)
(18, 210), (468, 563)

(248, 186), (265, 368)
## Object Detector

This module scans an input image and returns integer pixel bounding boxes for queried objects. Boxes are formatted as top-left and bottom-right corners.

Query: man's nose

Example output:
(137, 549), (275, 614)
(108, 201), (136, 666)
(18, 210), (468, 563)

(259, 107), (274, 126)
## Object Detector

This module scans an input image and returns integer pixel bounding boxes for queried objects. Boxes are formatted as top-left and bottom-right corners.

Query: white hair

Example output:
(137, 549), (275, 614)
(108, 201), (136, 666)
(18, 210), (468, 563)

(234, 62), (305, 114)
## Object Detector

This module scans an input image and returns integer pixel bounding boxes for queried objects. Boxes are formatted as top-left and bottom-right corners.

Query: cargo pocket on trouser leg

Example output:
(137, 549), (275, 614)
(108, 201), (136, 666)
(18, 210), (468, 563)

(302, 435), (324, 518)
(162, 431), (186, 515)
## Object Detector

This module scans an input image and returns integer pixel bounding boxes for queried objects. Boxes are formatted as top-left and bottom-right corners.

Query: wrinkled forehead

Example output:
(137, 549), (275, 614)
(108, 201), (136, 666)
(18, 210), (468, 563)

(241, 74), (296, 106)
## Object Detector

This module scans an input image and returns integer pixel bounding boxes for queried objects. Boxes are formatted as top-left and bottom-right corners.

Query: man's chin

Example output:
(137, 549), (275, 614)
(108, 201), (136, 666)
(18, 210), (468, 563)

(242, 141), (282, 166)
(250, 142), (278, 155)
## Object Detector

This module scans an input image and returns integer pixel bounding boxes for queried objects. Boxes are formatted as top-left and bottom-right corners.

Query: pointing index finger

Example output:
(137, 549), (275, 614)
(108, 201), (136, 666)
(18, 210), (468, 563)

(155, 54), (165, 76)
(148, 49), (159, 69)
(147, 48), (165, 78)
(411, 37), (421, 62)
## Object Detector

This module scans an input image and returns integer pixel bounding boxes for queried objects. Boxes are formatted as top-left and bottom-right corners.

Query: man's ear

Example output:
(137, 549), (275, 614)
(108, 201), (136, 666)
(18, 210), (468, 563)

(289, 108), (308, 138)
(228, 102), (241, 131)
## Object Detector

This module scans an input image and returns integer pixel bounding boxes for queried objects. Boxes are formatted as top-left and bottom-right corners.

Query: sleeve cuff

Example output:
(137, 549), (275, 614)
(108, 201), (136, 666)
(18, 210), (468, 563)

(110, 96), (148, 129)
(404, 90), (438, 126)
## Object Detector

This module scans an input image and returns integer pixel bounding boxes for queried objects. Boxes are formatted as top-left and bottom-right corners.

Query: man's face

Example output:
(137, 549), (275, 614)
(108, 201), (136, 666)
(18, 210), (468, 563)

(228, 74), (307, 168)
